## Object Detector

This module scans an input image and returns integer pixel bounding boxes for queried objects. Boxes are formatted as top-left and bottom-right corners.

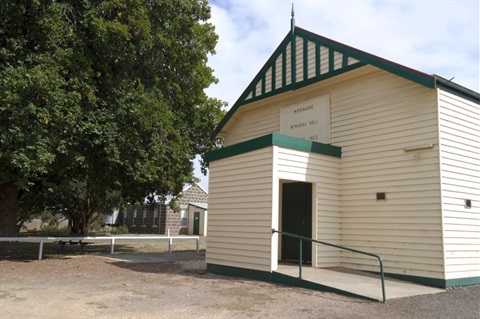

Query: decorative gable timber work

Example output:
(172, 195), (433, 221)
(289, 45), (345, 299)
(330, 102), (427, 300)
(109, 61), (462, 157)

(240, 26), (440, 105)
(242, 30), (366, 104)
(212, 26), (440, 138)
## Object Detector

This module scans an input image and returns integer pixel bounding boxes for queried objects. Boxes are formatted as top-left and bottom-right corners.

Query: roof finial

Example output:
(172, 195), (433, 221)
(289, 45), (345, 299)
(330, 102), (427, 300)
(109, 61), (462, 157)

(291, 3), (295, 36)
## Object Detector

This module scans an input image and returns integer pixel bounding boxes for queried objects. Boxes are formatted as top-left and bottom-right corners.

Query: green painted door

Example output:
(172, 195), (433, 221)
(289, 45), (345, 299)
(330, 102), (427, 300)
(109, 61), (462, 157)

(193, 212), (200, 235)
(281, 182), (312, 263)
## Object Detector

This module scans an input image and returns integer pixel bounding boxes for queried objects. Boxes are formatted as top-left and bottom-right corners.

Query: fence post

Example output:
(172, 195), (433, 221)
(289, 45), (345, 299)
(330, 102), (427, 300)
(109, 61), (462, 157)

(38, 239), (44, 260)
(110, 238), (115, 254)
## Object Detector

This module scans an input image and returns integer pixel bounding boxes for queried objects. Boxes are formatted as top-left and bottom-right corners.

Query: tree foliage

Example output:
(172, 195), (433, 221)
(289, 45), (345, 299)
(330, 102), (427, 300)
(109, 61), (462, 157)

(0, 0), (225, 235)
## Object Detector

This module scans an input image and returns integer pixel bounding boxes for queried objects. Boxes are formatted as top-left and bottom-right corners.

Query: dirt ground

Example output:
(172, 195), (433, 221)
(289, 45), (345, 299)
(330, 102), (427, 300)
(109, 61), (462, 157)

(1, 251), (479, 319)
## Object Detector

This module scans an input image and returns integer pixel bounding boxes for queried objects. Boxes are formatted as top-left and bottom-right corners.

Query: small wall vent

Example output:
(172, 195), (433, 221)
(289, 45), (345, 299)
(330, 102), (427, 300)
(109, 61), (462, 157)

(465, 199), (472, 209)
(376, 192), (386, 201)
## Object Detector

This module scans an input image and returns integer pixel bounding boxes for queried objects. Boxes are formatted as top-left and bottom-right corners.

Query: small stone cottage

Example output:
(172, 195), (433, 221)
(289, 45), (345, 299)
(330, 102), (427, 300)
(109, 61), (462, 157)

(118, 183), (208, 235)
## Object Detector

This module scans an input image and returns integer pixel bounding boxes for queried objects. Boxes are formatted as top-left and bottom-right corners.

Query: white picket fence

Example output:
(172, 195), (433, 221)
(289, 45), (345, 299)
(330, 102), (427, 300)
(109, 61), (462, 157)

(0, 236), (200, 260)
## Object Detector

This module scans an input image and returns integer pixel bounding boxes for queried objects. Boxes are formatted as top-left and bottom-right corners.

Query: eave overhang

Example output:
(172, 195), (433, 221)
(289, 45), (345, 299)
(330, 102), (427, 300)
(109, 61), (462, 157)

(205, 133), (341, 163)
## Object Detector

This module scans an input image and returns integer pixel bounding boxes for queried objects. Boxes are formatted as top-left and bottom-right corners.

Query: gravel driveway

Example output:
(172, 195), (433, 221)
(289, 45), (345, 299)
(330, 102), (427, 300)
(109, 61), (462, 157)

(0, 252), (478, 319)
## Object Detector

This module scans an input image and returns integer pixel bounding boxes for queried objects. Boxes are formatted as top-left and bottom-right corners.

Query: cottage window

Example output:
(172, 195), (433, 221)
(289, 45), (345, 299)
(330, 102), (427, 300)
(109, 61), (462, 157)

(142, 207), (147, 226)
(180, 209), (188, 227)
(132, 208), (137, 227)
(153, 207), (158, 226)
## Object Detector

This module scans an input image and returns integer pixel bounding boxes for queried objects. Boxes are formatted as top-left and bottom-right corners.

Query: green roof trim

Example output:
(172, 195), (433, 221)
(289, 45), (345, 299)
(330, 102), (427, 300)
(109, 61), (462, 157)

(379, 272), (480, 288)
(445, 276), (480, 288)
(204, 133), (341, 163)
(296, 28), (436, 89)
(435, 75), (480, 104)
(210, 34), (291, 138)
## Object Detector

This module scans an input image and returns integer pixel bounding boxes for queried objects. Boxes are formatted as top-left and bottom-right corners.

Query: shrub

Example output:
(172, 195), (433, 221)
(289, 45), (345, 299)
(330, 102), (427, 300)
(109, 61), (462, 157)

(110, 225), (129, 235)
(37, 225), (70, 237)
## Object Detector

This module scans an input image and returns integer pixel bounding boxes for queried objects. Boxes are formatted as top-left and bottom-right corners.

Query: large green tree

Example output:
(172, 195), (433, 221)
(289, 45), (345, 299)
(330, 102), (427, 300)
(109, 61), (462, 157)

(0, 0), (224, 236)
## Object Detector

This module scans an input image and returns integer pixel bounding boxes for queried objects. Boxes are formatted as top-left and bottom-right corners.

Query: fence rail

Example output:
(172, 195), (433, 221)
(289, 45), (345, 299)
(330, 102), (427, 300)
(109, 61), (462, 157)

(0, 236), (200, 260)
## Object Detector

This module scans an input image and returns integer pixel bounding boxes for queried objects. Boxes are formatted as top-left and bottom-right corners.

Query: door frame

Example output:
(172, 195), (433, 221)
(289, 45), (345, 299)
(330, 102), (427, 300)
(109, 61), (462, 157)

(277, 179), (317, 267)
(193, 211), (200, 235)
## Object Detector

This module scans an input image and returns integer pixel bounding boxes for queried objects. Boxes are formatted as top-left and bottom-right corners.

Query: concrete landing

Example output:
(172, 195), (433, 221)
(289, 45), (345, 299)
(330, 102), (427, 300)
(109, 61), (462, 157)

(275, 265), (444, 301)
(100, 251), (205, 263)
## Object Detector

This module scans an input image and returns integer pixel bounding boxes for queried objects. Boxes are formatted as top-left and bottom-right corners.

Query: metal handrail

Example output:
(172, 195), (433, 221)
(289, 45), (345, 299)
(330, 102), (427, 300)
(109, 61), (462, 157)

(272, 228), (386, 303)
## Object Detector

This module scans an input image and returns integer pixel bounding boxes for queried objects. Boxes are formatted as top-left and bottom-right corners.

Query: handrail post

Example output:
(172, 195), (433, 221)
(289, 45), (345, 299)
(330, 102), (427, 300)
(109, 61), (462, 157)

(299, 238), (303, 279)
(379, 258), (386, 303)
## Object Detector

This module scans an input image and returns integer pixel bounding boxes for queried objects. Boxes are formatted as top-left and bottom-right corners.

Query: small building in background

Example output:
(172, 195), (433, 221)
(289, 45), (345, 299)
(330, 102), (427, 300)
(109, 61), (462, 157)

(109, 183), (208, 235)
(187, 203), (208, 236)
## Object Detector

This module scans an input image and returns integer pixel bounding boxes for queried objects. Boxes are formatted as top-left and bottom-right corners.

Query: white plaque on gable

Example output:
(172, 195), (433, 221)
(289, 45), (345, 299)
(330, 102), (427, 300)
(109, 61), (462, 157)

(280, 95), (330, 143)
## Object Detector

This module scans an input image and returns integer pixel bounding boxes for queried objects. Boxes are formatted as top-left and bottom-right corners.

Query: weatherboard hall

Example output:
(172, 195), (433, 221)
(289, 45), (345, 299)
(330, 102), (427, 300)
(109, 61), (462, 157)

(204, 19), (480, 292)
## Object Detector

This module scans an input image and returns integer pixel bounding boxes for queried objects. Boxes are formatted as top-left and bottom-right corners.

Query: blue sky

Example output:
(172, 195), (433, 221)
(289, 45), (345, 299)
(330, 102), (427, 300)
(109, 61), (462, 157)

(194, 0), (480, 189)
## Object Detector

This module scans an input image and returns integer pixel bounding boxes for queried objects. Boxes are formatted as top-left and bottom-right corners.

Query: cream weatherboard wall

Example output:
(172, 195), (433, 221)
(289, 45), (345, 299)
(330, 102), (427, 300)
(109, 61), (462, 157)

(332, 67), (444, 279)
(438, 89), (480, 282)
(224, 101), (280, 146)
(207, 147), (275, 272)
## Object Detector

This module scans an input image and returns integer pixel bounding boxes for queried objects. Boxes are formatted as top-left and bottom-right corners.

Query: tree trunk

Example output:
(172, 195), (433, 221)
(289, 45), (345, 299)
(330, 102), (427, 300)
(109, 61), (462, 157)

(81, 210), (97, 236)
(0, 184), (19, 237)
(81, 221), (91, 236)
(81, 194), (100, 236)
(70, 217), (82, 235)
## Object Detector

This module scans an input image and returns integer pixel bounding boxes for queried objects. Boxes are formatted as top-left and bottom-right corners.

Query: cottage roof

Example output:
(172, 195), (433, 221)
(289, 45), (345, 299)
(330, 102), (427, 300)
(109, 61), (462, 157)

(145, 182), (208, 204)
(212, 26), (479, 139)
(188, 202), (208, 210)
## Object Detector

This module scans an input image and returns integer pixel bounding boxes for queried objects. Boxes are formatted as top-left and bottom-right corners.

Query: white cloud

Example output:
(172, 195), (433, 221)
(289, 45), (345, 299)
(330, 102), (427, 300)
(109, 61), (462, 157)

(196, 0), (479, 189)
